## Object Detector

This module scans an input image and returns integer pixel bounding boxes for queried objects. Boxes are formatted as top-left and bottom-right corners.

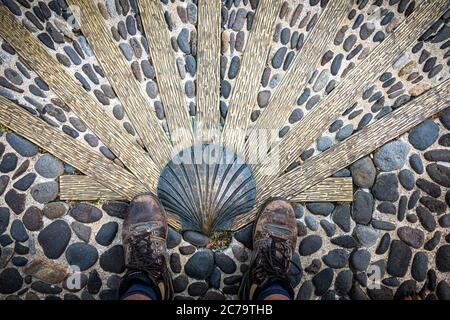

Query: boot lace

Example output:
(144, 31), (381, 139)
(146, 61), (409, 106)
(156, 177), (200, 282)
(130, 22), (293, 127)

(252, 236), (301, 283)
(127, 233), (165, 280)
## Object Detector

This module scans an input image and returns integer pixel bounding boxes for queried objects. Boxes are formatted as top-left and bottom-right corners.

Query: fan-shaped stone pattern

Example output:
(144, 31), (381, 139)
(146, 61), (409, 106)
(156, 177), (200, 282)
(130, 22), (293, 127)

(253, 0), (415, 149)
(0, 0), (141, 155)
(300, 2), (450, 168)
(220, 0), (259, 124)
(67, 0), (174, 167)
(139, 0), (195, 153)
(0, 5), (162, 191)
(161, 0), (198, 116)
(222, 0), (284, 154)
(0, 36), (109, 160)
(253, 0), (447, 191)
(245, 0), (349, 160)
(157, 144), (256, 235)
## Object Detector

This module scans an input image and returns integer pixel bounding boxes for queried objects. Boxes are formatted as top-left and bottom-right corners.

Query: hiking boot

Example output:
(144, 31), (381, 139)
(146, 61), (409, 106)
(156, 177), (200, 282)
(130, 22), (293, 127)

(118, 194), (174, 300)
(238, 199), (299, 300)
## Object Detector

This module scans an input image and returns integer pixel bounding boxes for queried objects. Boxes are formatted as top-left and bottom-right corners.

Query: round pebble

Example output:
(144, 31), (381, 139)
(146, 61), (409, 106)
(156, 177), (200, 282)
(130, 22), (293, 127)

(70, 203), (102, 223)
(34, 153), (64, 178)
(66, 243), (99, 271)
(95, 222), (118, 246)
(99, 245), (125, 274)
(184, 250), (214, 280)
(408, 120), (439, 150)
(299, 235), (322, 256)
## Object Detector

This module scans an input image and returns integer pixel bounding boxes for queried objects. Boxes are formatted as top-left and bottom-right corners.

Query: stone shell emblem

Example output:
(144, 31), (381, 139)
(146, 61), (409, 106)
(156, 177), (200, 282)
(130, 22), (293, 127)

(157, 144), (257, 235)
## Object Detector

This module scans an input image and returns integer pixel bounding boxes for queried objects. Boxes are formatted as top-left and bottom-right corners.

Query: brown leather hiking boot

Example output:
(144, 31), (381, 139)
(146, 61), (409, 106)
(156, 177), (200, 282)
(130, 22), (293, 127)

(238, 199), (299, 300)
(118, 194), (174, 300)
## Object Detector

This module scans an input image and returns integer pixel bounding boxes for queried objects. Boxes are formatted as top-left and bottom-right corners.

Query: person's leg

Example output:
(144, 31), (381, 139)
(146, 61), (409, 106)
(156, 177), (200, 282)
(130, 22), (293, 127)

(238, 199), (300, 301)
(118, 194), (174, 300)
(124, 294), (152, 301)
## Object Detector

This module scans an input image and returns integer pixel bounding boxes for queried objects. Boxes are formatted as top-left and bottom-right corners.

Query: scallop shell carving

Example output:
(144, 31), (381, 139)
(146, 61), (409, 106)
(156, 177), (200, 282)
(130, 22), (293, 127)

(157, 144), (257, 235)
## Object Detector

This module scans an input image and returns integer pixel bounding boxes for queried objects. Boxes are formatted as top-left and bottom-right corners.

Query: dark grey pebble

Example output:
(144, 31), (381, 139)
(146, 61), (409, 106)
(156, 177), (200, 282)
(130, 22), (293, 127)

(382, 277), (400, 287)
(173, 275), (189, 293)
(10, 219), (28, 242)
(372, 173), (399, 202)
(397, 226), (424, 249)
(408, 120), (439, 150)
(427, 163), (450, 188)
(411, 252), (428, 282)
(306, 203), (335, 216)
(0, 153), (18, 174)
(179, 245), (196, 255)
(214, 252), (237, 274)
(350, 249), (371, 271)
(22, 206), (43, 231)
(66, 243), (99, 271)
(0, 207), (9, 235)
(335, 270), (353, 294)
(299, 235), (322, 256)
(352, 190), (373, 225)
(14, 241), (29, 255)
(0, 268), (22, 294)
(31, 281), (62, 295)
(408, 190), (420, 210)
(185, 250), (214, 280)
(409, 154), (424, 174)
(87, 270), (102, 294)
(371, 220), (396, 231)
(234, 223), (253, 249)
(188, 282), (208, 297)
(332, 205), (351, 232)
(353, 225), (378, 247)
(296, 280), (314, 300)
(6, 133), (38, 157)
(305, 259), (322, 274)
(5, 189), (26, 214)
(70, 203), (103, 223)
(95, 222), (118, 246)
(320, 219), (335, 237)
(437, 281), (450, 300)
(34, 153), (64, 179)
(439, 214), (450, 228)
(398, 169), (415, 190)
(417, 206), (437, 232)
(183, 230), (209, 247)
(30, 181), (58, 204)
(416, 178), (441, 198)
(13, 173), (36, 191)
(102, 201), (128, 219)
(436, 245), (450, 272)
(322, 249), (349, 269)
(167, 228), (182, 249)
(312, 268), (334, 296)
(208, 267), (221, 290)
(71, 221), (91, 243)
(367, 285), (393, 300)
(377, 202), (396, 215)
(387, 240), (412, 277)
(331, 235), (358, 249)
(99, 245), (125, 274)
(420, 196), (446, 214)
